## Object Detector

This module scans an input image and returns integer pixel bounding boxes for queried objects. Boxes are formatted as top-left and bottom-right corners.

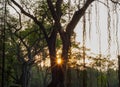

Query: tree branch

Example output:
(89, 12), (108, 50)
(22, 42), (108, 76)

(56, 0), (63, 20)
(11, 0), (49, 42)
(66, 0), (94, 35)
(8, 1), (22, 31)
(111, 0), (120, 5)
(47, 0), (63, 24)
(47, 0), (58, 22)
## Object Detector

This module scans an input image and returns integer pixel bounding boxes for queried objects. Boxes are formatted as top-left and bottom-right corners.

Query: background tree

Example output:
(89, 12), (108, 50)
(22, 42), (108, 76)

(7, 17), (47, 87)
(0, 2), (48, 86)
(0, 0), (7, 87)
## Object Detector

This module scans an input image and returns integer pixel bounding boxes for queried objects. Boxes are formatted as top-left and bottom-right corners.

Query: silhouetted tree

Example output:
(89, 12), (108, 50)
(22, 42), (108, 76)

(9, 0), (120, 87)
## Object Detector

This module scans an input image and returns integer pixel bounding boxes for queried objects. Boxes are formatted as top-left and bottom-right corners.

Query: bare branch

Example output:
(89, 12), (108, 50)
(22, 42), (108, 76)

(47, 0), (58, 21)
(96, 0), (109, 8)
(66, 0), (94, 35)
(8, 1), (22, 31)
(111, 0), (120, 5)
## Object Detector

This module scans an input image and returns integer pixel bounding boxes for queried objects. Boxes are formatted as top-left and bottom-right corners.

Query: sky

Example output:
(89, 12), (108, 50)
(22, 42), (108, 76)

(74, 1), (120, 59)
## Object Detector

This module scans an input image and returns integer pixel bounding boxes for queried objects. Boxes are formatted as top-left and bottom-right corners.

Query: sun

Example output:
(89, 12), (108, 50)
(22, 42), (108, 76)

(56, 58), (63, 65)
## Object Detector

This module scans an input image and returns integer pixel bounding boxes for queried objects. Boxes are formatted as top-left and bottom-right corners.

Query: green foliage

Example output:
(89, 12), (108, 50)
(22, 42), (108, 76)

(56, 37), (62, 49)
(19, 25), (40, 47)
(4, 34), (22, 86)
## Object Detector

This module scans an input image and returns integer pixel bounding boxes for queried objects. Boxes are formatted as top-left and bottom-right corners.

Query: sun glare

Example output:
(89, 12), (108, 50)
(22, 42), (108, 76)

(56, 58), (63, 65)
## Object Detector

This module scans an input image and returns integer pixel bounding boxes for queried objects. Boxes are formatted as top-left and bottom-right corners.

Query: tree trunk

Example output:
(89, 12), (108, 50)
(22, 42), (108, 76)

(82, 69), (87, 87)
(2, 0), (7, 86)
(47, 63), (65, 87)
(47, 45), (65, 87)
(66, 67), (71, 87)
(47, 31), (70, 87)
(20, 62), (31, 87)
